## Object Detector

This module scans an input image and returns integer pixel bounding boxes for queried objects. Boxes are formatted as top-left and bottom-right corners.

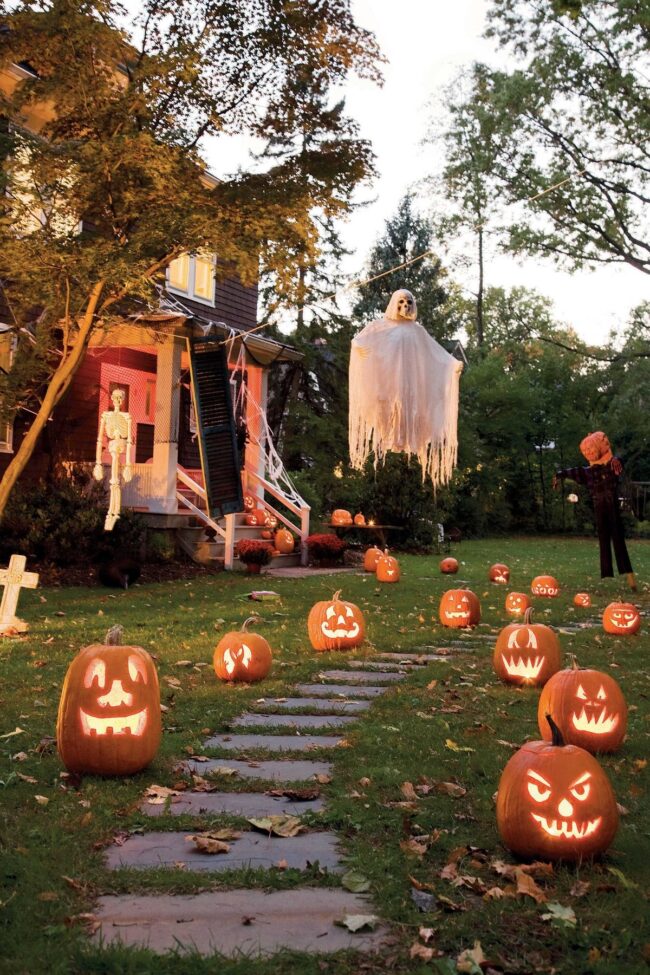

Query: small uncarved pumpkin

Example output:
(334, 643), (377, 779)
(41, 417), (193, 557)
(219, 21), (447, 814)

(261, 529), (273, 540)
(538, 659), (627, 753)
(353, 512), (366, 526)
(531, 574), (560, 597)
(57, 626), (161, 776)
(440, 557), (459, 574)
(489, 563), (510, 584)
(376, 552), (400, 583)
(602, 601), (641, 635)
(439, 589), (481, 628)
(214, 617), (272, 682)
(308, 590), (366, 651)
(331, 509), (353, 526)
(274, 529), (295, 554)
(574, 592), (591, 608)
(493, 608), (561, 687)
(363, 546), (383, 572)
(245, 509), (267, 527)
(505, 592), (531, 617)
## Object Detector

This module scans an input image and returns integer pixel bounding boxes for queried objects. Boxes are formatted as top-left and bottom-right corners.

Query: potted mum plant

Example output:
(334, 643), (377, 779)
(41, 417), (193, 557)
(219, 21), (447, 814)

(306, 533), (348, 568)
(236, 539), (273, 574)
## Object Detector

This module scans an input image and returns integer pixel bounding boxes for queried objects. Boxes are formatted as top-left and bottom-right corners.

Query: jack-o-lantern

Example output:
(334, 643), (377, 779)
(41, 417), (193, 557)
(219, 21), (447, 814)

(354, 512), (366, 526)
(531, 574), (560, 598)
(574, 592), (591, 608)
(213, 617), (272, 683)
(57, 626), (161, 776)
(538, 659), (627, 753)
(263, 511), (278, 529)
(274, 529), (295, 554)
(440, 557), (459, 574)
(363, 546), (383, 572)
(308, 590), (366, 652)
(505, 592), (531, 617)
(602, 601), (641, 635)
(331, 509), (353, 526)
(439, 589), (481, 628)
(376, 552), (400, 583)
(496, 715), (619, 861)
(243, 493), (255, 512)
(493, 608), (561, 687)
(245, 508), (267, 527)
(490, 563), (510, 584)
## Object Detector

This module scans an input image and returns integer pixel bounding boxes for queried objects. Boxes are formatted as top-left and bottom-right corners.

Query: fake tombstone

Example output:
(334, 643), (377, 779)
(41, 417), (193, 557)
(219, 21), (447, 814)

(93, 388), (133, 531)
(349, 289), (463, 489)
(0, 555), (39, 635)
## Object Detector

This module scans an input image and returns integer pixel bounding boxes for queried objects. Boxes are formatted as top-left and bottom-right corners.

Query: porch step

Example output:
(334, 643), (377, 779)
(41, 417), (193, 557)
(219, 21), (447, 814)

(176, 527), (300, 569)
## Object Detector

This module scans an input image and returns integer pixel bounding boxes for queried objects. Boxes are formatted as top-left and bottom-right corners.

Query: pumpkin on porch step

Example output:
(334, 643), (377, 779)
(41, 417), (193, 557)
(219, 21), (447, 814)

(274, 529), (295, 554)
(214, 617), (272, 682)
(245, 509), (267, 527)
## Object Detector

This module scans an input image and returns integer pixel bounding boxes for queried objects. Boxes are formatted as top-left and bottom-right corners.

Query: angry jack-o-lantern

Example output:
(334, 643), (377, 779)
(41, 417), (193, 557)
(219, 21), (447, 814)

(274, 529), (295, 554)
(440, 557), (459, 574)
(496, 715), (619, 861)
(245, 508), (267, 527)
(439, 589), (481, 628)
(489, 563), (510, 584)
(363, 546), (383, 572)
(531, 574), (560, 598)
(602, 601), (641, 635)
(505, 592), (531, 617)
(376, 552), (400, 583)
(308, 590), (366, 651)
(538, 659), (627, 753)
(574, 592), (592, 608)
(57, 626), (161, 776)
(331, 509), (353, 526)
(354, 512), (366, 526)
(213, 617), (272, 682)
(493, 608), (561, 687)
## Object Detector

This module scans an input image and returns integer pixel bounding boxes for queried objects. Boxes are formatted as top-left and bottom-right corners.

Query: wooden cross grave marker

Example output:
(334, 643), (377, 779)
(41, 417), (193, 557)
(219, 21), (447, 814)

(0, 554), (39, 635)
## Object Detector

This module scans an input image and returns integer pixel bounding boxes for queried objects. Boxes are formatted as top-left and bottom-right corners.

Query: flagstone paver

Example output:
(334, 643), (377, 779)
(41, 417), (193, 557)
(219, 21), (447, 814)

(231, 713), (358, 730)
(185, 757), (334, 781)
(372, 652), (454, 663)
(203, 733), (346, 752)
(295, 682), (387, 698)
(142, 791), (324, 818)
(252, 697), (370, 713)
(317, 669), (406, 683)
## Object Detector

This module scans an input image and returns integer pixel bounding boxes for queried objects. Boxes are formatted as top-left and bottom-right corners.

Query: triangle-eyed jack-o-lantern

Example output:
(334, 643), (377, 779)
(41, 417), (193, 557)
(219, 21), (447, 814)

(308, 590), (366, 652)
(537, 659), (627, 753)
(439, 589), (481, 628)
(493, 608), (561, 687)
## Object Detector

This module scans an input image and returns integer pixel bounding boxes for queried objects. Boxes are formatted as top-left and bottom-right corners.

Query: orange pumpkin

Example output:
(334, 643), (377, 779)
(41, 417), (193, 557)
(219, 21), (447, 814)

(308, 590), (366, 651)
(574, 592), (591, 608)
(363, 546), (383, 572)
(263, 511), (278, 529)
(245, 508), (267, 527)
(331, 509), (353, 526)
(243, 493), (256, 512)
(440, 557), (459, 574)
(505, 591), (531, 617)
(489, 563), (510, 584)
(531, 574), (560, 597)
(496, 715), (619, 861)
(213, 617), (272, 682)
(439, 589), (481, 628)
(274, 529), (295, 554)
(493, 608), (561, 687)
(376, 552), (400, 583)
(538, 659), (627, 753)
(261, 529), (273, 540)
(602, 601), (641, 635)
(57, 626), (161, 776)
(580, 430), (612, 464)
(353, 512), (366, 526)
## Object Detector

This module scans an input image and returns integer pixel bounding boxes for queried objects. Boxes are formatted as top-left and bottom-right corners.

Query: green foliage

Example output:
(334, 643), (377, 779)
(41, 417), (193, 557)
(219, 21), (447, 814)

(145, 531), (176, 564)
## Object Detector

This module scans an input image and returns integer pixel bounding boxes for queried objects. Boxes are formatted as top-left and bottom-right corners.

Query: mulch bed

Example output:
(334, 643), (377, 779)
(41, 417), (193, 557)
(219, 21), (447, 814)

(34, 556), (224, 588)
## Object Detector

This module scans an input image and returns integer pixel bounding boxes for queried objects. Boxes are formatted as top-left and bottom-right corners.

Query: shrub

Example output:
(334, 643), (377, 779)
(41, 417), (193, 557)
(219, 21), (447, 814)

(306, 533), (347, 562)
(236, 539), (273, 566)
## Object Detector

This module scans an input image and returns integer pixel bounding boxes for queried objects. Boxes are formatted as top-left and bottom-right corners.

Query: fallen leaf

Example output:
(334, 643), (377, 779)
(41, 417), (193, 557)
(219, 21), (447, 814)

(359, 776), (371, 787)
(313, 773), (332, 784)
(607, 866), (638, 889)
(337, 914), (380, 933)
(247, 815), (304, 837)
(400, 781), (418, 800)
(205, 765), (240, 778)
(34, 795), (49, 805)
(274, 858), (288, 870)
(541, 902), (576, 927)
(17, 772), (37, 784)
(267, 787), (320, 801)
(445, 739), (475, 753)
(569, 880), (591, 898)
(483, 886), (507, 901)
(410, 942), (434, 961)
(185, 834), (231, 855)
(434, 781), (466, 798)
(400, 837), (429, 858)
(38, 892), (58, 902)
(341, 869), (371, 893)
(11, 752), (28, 762)
(514, 868), (547, 904)
(419, 926), (435, 943)
(457, 940), (485, 974)
(0, 727), (24, 740)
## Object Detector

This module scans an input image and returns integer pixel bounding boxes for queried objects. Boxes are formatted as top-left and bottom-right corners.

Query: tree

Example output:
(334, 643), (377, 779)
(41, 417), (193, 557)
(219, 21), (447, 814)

(0, 0), (380, 515)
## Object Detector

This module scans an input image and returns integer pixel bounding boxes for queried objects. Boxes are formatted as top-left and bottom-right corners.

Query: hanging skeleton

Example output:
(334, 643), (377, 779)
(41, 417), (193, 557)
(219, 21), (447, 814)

(93, 388), (133, 531)
(349, 289), (463, 488)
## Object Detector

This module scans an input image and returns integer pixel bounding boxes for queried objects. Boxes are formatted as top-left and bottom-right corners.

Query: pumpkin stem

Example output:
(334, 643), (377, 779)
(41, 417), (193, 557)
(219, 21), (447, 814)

(545, 713), (565, 747)
(332, 590), (342, 602)
(104, 625), (124, 646)
(523, 607), (534, 625)
(242, 616), (260, 632)
(570, 655), (580, 671)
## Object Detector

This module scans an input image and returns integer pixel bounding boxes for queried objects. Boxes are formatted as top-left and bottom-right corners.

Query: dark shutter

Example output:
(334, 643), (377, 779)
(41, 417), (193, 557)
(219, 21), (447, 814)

(188, 337), (243, 518)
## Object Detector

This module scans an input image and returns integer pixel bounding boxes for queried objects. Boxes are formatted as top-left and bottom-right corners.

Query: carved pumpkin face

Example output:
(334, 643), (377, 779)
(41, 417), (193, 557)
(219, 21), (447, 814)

(308, 591), (366, 652)
(243, 494), (255, 512)
(531, 575), (560, 597)
(439, 589), (481, 628)
(603, 601), (641, 635)
(538, 664), (627, 753)
(493, 609), (561, 687)
(214, 619), (272, 682)
(274, 529), (295, 554)
(363, 547), (383, 572)
(580, 431), (612, 465)
(376, 554), (400, 583)
(440, 557), (459, 574)
(505, 592), (531, 617)
(489, 563), (510, 584)
(57, 631), (161, 776)
(354, 513), (366, 526)
(245, 509), (267, 527)
(331, 509), (353, 526)
(574, 592), (591, 608)
(263, 511), (278, 529)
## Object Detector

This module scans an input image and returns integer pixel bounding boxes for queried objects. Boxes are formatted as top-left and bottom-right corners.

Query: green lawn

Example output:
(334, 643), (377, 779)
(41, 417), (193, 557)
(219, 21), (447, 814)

(0, 537), (648, 975)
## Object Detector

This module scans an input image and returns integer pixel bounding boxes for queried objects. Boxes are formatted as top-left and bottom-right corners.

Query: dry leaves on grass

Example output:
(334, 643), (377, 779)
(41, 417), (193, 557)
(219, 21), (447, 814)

(267, 787), (320, 801)
(336, 914), (380, 933)
(144, 784), (183, 805)
(434, 780), (467, 798)
(246, 815), (304, 837)
(457, 940), (485, 973)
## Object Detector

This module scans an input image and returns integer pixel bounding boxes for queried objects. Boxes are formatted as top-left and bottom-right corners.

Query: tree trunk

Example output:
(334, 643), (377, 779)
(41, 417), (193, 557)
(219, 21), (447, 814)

(476, 224), (484, 349)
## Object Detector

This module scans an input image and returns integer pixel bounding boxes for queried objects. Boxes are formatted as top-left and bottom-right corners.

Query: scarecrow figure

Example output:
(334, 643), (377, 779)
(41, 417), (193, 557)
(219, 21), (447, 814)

(93, 387), (133, 531)
(553, 431), (636, 590)
(349, 288), (463, 489)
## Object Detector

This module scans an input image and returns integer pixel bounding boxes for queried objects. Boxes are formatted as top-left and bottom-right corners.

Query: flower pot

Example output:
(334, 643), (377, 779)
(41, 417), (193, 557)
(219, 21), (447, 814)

(244, 563), (262, 574)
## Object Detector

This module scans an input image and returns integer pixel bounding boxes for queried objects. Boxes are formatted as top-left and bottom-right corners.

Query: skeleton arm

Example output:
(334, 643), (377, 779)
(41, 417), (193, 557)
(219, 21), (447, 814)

(93, 412), (107, 481)
(122, 412), (134, 483)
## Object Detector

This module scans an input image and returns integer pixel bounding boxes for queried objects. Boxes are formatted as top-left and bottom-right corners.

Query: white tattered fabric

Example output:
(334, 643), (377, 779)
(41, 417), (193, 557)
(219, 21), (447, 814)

(349, 289), (462, 489)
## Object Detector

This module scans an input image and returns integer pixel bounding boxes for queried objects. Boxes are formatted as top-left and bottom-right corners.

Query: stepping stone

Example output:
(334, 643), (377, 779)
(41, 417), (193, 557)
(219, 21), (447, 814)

(372, 652), (453, 663)
(105, 830), (343, 873)
(346, 660), (411, 671)
(253, 697), (370, 714)
(231, 713), (357, 730)
(94, 888), (387, 955)
(142, 791), (324, 818)
(318, 669), (406, 683)
(185, 758), (333, 782)
(203, 733), (345, 752)
(295, 683), (386, 699)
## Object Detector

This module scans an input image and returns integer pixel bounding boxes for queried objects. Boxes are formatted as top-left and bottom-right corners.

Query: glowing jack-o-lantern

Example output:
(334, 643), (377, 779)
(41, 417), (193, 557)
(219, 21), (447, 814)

(602, 601), (641, 635)
(376, 552), (400, 583)
(363, 546), (383, 573)
(308, 590), (366, 652)
(274, 529), (295, 554)
(505, 591), (531, 617)
(440, 557), (459, 574)
(331, 509), (353, 526)
(243, 493), (256, 512)
(538, 659), (627, 753)
(439, 589), (481, 628)
(574, 592), (591, 608)
(531, 574), (560, 598)
(263, 511), (278, 529)
(354, 512), (366, 526)
(57, 626), (161, 776)
(496, 715), (619, 861)
(213, 617), (272, 683)
(489, 563), (510, 584)
(493, 608), (561, 687)
(245, 508), (267, 527)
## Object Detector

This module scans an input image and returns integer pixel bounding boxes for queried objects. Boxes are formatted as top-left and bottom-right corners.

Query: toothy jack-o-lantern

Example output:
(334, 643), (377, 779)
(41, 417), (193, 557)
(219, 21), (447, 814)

(440, 557), (459, 574)
(213, 617), (272, 683)
(602, 601), (641, 636)
(363, 546), (383, 572)
(274, 529), (295, 554)
(331, 509), (353, 526)
(493, 608), (561, 687)
(505, 592), (531, 617)
(574, 592), (592, 608)
(57, 626), (161, 776)
(538, 659), (627, 753)
(490, 563), (510, 584)
(439, 589), (481, 628)
(354, 512), (366, 526)
(376, 552), (400, 583)
(496, 715), (619, 861)
(245, 508), (267, 527)
(531, 574), (560, 598)
(263, 511), (278, 529)
(308, 590), (366, 652)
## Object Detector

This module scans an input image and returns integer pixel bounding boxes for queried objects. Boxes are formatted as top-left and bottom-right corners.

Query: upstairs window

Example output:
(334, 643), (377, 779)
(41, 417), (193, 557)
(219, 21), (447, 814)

(167, 253), (216, 305)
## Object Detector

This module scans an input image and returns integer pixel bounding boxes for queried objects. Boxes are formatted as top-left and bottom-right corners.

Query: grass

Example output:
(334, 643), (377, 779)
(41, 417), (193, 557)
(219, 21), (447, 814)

(0, 537), (648, 974)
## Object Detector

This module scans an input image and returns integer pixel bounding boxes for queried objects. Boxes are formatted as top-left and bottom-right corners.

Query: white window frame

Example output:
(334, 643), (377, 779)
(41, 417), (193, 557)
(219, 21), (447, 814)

(166, 253), (216, 306)
(0, 330), (17, 453)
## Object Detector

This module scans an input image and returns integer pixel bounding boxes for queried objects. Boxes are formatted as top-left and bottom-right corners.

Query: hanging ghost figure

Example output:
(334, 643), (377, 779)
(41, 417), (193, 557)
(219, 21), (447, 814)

(349, 289), (463, 489)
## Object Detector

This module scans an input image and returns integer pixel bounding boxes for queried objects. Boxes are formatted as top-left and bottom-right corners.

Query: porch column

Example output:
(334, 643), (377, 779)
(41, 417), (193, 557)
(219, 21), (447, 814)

(243, 363), (268, 495)
(150, 337), (182, 513)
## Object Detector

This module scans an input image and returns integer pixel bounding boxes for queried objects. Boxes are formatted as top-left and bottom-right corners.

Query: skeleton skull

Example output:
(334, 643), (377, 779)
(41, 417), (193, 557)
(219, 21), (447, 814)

(385, 288), (418, 322)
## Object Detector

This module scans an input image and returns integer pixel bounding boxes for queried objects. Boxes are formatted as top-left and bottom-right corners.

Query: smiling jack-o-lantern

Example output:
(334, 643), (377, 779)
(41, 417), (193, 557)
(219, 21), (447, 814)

(531, 574), (560, 598)
(574, 592), (592, 608)
(308, 590), (366, 651)
(244, 508), (267, 527)
(493, 608), (561, 687)
(489, 563), (510, 584)
(602, 601), (641, 635)
(376, 552), (400, 583)
(57, 626), (161, 776)
(243, 493), (256, 512)
(538, 659), (627, 753)
(363, 546), (383, 573)
(496, 715), (619, 861)
(439, 589), (481, 628)
(505, 591), (531, 617)
(274, 529), (295, 554)
(214, 617), (272, 682)
(331, 509), (353, 526)
(263, 511), (278, 529)
(440, 557), (459, 574)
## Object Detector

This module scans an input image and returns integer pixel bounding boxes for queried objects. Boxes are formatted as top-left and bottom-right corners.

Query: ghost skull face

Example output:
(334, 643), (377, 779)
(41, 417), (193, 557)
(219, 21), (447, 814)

(385, 289), (417, 322)
(321, 604), (361, 641)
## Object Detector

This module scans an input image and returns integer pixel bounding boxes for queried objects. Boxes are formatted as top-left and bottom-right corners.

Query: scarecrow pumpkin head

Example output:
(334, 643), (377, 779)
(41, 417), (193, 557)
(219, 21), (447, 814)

(363, 546), (383, 572)
(538, 660), (627, 753)
(308, 590), (366, 652)
(440, 557), (459, 574)
(214, 617), (272, 683)
(574, 592), (592, 608)
(493, 608), (561, 687)
(331, 509), (353, 526)
(354, 512), (366, 526)
(57, 626), (161, 776)
(245, 508), (267, 527)
(602, 601), (641, 635)
(531, 575), (560, 597)
(505, 592), (531, 617)
(580, 431), (612, 465)
(439, 589), (481, 628)
(274, 529), (295, 554)
(376, 552), (400, 583)
(489, 563), (510, 584)
(496, 716), (619, 861)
